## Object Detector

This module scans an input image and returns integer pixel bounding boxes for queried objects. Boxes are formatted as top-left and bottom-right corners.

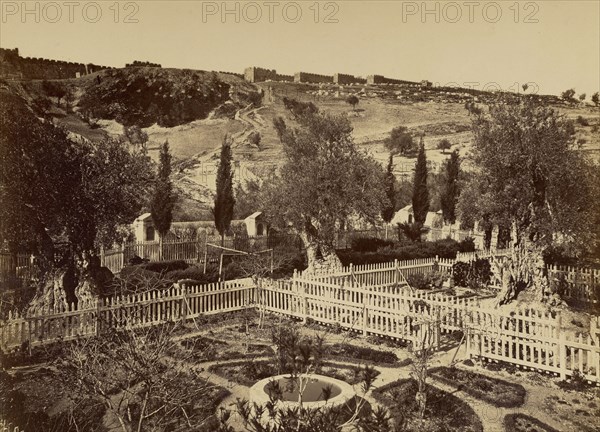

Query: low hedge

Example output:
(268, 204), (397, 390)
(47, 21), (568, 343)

(430, 366), (526, 408)
(209, 359), (379, 387)
(372, 378), (483, 432)
(326, 343), (398, 365)
(503, 413), (559, 432)
(351, 237), (395, 253)
(338, 238), (475, 266)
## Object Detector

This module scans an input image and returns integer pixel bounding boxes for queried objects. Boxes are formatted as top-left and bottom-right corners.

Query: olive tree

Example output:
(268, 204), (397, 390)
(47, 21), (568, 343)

(261, 111), (388, 273)
(458, 99), (599, 305)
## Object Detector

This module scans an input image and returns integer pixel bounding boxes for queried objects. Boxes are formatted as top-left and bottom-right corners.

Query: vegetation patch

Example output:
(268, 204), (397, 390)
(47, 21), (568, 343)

(78, 68), (259, 127)
(372, 378), (483, 432)
(179, 335), (273, 362)
(326, 343), (398, 365)
(503, 413), (559, 432)
(209, 359), (378, 387)
(337, 238), (475, 265)
(405, 271), (448, 290)
(430, 366), (526, 407)
(0, 369), (107, 432)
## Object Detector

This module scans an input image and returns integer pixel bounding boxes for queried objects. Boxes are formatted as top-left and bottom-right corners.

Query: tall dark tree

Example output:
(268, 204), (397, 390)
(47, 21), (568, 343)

(213, 136), (235, 245)
(150, 141), (175, 239)
(440, 150), (460, 224)
(412, 137), (430, 226)
(381, 154), (396, 223)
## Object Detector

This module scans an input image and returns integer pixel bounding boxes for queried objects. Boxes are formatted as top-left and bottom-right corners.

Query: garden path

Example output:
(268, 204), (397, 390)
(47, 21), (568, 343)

(195, 340), (581, 432)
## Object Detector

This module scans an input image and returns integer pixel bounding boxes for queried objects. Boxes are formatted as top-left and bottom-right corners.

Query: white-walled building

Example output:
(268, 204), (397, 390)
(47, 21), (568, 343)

(131, 212), (269, 243)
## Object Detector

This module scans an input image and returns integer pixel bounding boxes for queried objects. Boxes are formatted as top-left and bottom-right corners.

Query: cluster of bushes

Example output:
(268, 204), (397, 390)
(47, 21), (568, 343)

(350, 236), (394, 252)
(117, 248), (307, 294)
(282, 96), (318, 117)
(338, 238), (475, 266)
(452, 258), (492, 288)
(405, 271), (448, 290)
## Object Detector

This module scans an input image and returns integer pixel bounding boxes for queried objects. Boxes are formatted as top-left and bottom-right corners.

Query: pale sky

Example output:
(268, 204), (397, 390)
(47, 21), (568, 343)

(1, 1), (599, 96)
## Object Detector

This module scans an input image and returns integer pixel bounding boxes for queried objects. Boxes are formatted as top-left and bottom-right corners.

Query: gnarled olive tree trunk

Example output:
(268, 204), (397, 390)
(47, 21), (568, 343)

(27, 250), (114, 315)
(299, 231), (342, 275)
(495, 222), (555, 307)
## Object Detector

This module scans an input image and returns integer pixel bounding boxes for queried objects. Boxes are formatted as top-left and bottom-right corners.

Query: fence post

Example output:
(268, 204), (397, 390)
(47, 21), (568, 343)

(95, 298), (102, 336)
(362, 304), (368, 336)
(100, 246), (105, 268)
(394, 259), (399, 285)
(179, 283), (187, 322)
(557, 313), (567, 380)
(119, 243), (125, 272)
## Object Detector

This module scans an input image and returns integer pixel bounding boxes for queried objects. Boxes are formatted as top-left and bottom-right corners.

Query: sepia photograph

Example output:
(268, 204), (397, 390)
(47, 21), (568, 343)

(0, 1), (599, 431)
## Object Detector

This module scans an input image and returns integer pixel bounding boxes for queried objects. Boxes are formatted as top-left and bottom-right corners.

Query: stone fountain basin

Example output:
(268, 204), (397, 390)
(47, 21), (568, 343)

(249, 373), (356, 410)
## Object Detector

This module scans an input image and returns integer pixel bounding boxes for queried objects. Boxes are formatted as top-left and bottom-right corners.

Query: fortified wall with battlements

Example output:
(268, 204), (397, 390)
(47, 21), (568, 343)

(244, 65), (421, 86)
(0, 47), (112, 80)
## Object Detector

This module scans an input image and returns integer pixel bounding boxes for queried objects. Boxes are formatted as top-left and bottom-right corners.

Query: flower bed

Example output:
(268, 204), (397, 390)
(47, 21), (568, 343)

(503, 413), (559, 432)
(430, 366), (526, 407)
(179, 335), (273, 362)
(209, 359), (379, 387)
(372, 378), (483, 432)
(325, 343), (399, 365)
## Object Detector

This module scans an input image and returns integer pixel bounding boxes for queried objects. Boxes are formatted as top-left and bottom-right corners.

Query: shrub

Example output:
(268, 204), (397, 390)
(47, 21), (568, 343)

(452, 258), (491, 288)
(576, 115), (589, 126)
(557, 369), (592, 391)
(350, 236), (394, 253)
(143, 260), (189, 274)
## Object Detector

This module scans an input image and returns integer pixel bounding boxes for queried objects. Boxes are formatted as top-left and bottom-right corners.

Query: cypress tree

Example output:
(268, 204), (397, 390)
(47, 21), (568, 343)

(150, 140), (175, 239)
(441, 150), (460, 224)
(412, 136), (429, 226)
(213, 136), (235, 245)
(381, 153), (396, 223)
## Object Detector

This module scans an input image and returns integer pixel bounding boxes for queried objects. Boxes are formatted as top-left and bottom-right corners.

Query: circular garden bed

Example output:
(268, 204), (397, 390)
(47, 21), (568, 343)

(372, 378), (483, 432)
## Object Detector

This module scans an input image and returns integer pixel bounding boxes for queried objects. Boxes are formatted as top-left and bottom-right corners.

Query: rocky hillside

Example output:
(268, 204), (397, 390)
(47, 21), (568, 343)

(78, 67), (261, 127)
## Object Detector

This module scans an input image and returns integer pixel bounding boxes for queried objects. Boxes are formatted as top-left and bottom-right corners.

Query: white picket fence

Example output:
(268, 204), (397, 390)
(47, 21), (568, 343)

(0, 278), (255, 350)
(1, 259), (599, 383)
(547, 264), (600, 306)
(294, 257), (455, 287)
(465, 307), (600, 382)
